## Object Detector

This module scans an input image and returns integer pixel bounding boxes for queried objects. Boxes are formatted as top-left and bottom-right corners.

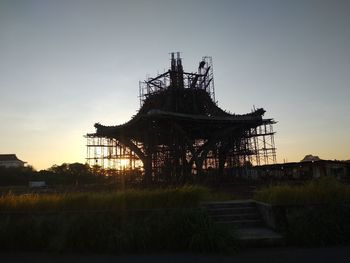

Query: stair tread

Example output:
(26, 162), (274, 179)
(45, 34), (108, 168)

(236, 227), (284, 240)
(204, 200), (265, 228)
(210, 212), (258, 216)
(203, 201), (256, 209)
(207, 206), (256, 211)
(206, 206), (258, 218)
(217, 218), (262, 222)
(203, 200), (255, 204)
(216, 219), (262, 223)
(205, 204), (256, 208)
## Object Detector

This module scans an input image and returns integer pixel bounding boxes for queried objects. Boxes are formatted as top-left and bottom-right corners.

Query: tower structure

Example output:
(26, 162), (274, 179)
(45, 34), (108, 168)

(86, 53), (276, 183)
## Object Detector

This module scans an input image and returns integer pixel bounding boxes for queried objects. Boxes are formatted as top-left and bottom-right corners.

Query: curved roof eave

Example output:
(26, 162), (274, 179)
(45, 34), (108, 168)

(91, 109), (273, 138)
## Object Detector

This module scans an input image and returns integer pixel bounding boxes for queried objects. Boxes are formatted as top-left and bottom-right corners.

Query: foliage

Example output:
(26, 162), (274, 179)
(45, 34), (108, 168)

(0, 166), (36, 186)
(0, 185), (239, 253)
(286, 205), (350, 246)
(0, 209), (238, 253)
(254, 177), (350, 205)
(0, 186), (210, 212)
(254, 177), (350, 246)
(0, 163), (107, 186)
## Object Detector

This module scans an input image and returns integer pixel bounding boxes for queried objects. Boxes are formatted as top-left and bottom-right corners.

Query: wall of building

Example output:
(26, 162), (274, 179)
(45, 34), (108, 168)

(0, 161), (25, 168)
(253, 161), (350, 180)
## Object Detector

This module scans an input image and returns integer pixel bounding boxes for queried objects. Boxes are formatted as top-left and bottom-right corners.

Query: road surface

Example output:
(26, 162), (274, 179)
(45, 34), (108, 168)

(1, 246), (350, 263)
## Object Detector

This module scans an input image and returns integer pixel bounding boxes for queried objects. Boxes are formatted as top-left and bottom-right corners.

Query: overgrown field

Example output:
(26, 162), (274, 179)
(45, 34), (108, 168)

(0, 209), (238, 253)
(0, 186), (238, 253)
(286, 205), (350, 246)
(0, 186), (234, 212)
(254, 177), (350, 205)
(254, 177), (350, 246)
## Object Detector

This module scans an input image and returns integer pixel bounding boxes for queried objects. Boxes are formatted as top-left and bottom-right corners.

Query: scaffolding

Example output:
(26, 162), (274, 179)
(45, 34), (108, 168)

(86, 53), (276, 182)
(139, 53), (216, 106)
(86, 137), (143, 172)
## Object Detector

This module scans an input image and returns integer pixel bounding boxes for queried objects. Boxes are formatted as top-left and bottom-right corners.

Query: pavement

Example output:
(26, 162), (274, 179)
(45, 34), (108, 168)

(1, 246), (350, 263)
(236, 227), (284, 240)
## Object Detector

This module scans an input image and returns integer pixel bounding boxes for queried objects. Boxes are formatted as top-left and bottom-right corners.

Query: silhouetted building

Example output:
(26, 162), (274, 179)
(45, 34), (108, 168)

(0, 154), (26, 168)
(255, 160), (350, 180)
(86, 53), (276, 183)
(301, 154), (322, 162)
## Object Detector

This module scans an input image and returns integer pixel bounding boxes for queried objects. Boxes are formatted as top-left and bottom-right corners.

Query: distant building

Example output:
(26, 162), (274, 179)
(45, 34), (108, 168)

(0, 154), (26, 168)
(301, 154), (322, 162)
(255, 160), (350, 180)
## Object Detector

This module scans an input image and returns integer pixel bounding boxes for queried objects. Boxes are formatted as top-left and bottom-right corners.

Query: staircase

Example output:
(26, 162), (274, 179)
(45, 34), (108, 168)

(203, 200), (284, 244)
(204, 200), (262, 227)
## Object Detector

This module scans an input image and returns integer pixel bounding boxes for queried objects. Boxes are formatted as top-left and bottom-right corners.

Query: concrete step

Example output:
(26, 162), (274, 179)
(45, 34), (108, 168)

(210, 213), (260, 221)
(204, 203), (256, 209)
(203, 200), (285, 246)
(207, 207), (257, 215)
(216, 219), (264, 228)
(204, 200), (265, 228)
(203, 200), (256, 210)
(236, 227), (283, 240)
(235, 227), (285, 246)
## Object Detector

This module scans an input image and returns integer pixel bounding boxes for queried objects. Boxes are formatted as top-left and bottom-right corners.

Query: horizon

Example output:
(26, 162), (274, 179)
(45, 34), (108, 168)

(1, 0), (349, 170)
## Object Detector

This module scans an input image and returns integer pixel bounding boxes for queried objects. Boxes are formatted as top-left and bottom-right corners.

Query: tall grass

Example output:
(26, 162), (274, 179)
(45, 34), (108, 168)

(254, 177), (350, 205)
(0, 186), (211, 212)
(0, 186), (239, 253)
(0, 209), (238, 253)
(286, 206), (350, 246)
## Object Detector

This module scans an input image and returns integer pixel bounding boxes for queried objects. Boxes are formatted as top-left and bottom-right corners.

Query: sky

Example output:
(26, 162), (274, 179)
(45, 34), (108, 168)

(0, 0), (349, 170)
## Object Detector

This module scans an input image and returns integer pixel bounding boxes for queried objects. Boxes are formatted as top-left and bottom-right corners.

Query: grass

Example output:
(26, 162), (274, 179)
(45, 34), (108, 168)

(254, 177), (350, 246)
(286, 205), (350, 246)
(0, 185), (236, 212)
(0, 186), (215, 212)
(254, 177), (350, 205)
(0, 209), (238, 253)
(0, 186), (239, 253)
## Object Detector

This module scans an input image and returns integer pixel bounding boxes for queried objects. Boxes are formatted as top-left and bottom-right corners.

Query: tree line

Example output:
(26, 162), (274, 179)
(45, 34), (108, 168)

(0, 163), (109, 186)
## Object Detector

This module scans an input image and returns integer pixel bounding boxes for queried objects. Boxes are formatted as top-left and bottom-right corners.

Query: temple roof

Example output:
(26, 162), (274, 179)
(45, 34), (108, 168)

(89, 54), (275, 142)
(0, 154), (25, 163)
(91, 87), (273, 141)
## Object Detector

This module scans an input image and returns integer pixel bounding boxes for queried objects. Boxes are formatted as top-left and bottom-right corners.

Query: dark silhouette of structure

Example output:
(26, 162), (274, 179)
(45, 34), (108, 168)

(86, 53), (276, 183)
(0, 154), (26, 168)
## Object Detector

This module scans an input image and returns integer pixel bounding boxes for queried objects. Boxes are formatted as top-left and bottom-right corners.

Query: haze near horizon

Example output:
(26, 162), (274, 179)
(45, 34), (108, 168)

(0, 0), (349, 170)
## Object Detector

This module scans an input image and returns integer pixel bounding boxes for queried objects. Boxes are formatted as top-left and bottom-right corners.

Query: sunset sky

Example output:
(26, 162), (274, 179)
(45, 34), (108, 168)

(1, 0), (349, 170)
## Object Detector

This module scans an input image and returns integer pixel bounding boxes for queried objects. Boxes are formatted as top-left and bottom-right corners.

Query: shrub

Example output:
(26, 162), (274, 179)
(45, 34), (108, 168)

(0, 187), (238, 253)
(286, 205), (350, 246)
(254, 177), (350, 205)
(0, 186), (210, 212)
(0, 209), (238, 253)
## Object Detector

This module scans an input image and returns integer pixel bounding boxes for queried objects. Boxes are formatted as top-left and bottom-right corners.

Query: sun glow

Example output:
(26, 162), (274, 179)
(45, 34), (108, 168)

(118, 158), (130, 170)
